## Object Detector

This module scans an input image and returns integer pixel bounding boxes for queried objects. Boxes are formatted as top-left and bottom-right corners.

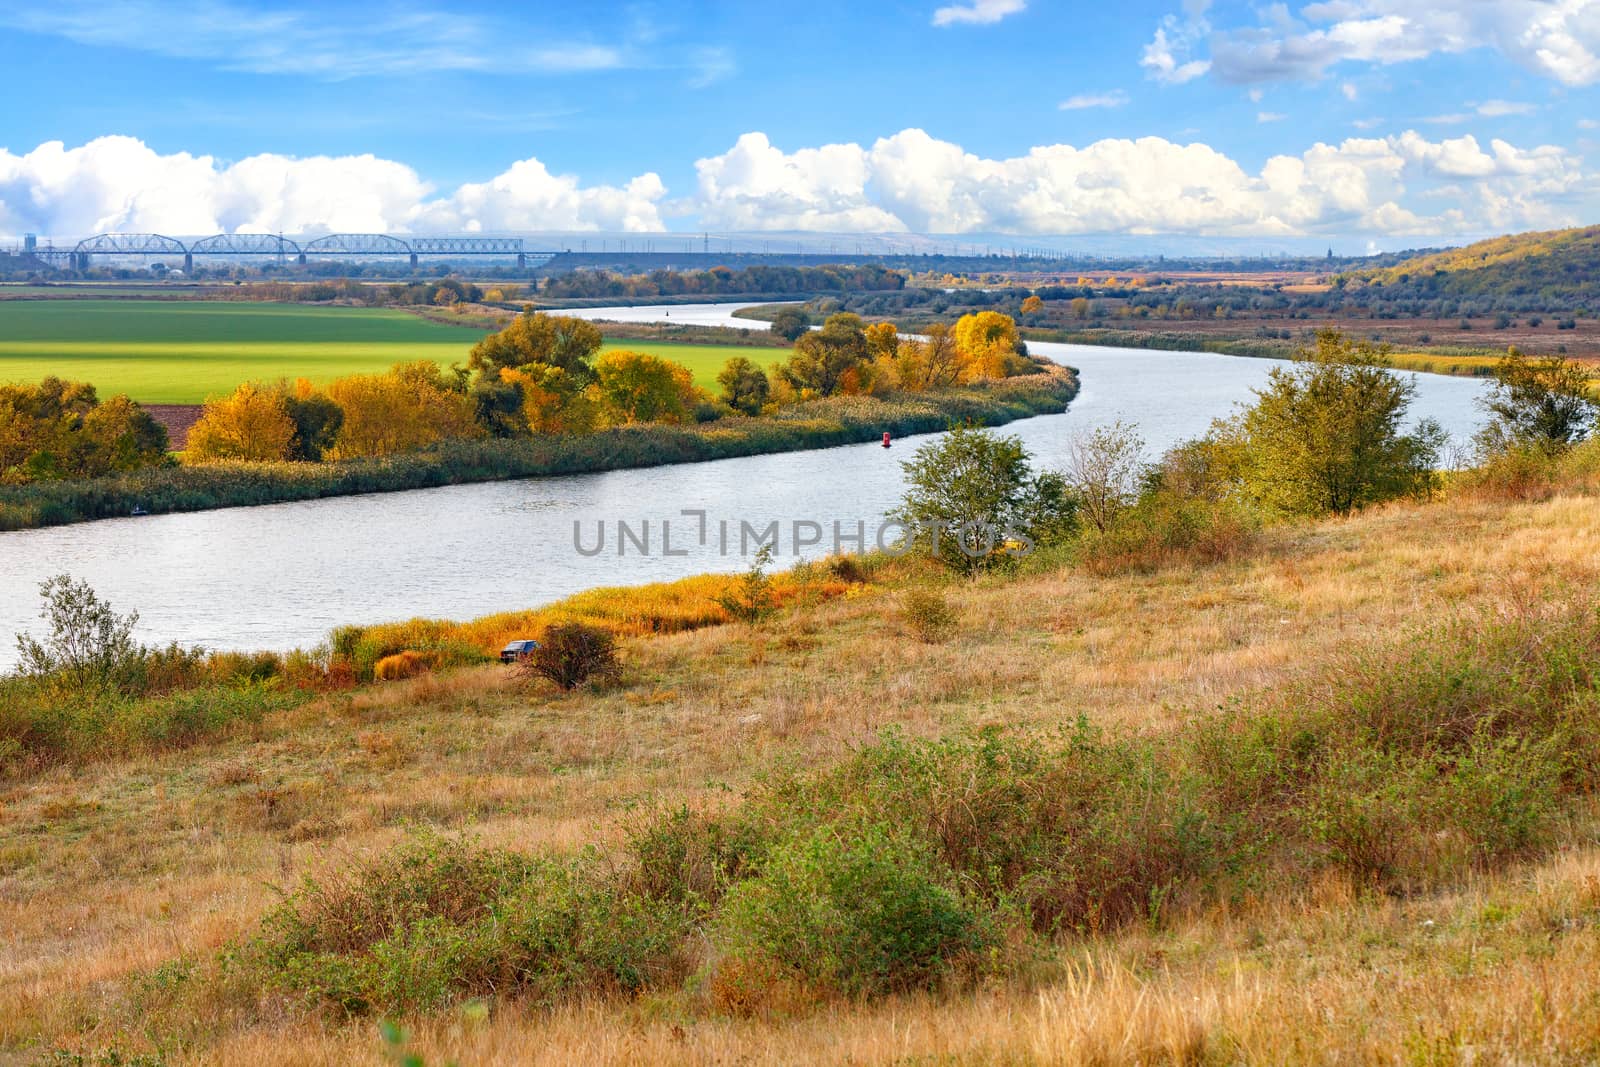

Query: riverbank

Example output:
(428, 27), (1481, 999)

(0, 364), (1077, 531)
(8, 459), (1600, 1063)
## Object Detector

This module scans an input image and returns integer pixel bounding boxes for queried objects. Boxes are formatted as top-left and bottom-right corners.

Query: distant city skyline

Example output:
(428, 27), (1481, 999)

(1, 0), (1596, 242)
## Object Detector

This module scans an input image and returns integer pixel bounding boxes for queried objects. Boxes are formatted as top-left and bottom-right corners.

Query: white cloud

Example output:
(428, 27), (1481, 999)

(1146, 0), (1600, 87)
(1476, 99), (1537, 116)
(0, 130), (1586, 243)
(690, 127), (1587, 237)
(1258, 111), (1288, 123)
(932, 0), (1025, 27)
(1059, 90), (1130, 110)
(1142, 3), (1214, 84)
(1340, 80), (1359, 100)
(0, 136), (665, 236)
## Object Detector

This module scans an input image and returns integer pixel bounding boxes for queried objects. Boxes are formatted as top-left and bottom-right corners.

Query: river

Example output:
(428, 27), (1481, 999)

(0, 302), (1491, 664)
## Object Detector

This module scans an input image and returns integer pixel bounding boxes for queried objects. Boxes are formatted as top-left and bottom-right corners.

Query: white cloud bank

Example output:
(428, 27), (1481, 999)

(0, 130), (1587, 240)
(0, 137), (666, 235)
(690, 128), (1587, 237)
(1147, 0), (1600, 87)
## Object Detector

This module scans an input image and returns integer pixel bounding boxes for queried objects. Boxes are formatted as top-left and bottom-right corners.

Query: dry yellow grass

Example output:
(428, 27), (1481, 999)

(6, 487), (1600, 1063)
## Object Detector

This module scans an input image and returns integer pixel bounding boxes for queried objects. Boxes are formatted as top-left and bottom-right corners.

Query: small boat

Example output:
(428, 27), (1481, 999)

(130, 505), (149, 516)
(882, 432), (891, 448)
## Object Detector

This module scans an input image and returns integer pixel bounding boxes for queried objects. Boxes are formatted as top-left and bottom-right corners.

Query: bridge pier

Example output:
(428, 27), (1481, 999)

(409, 252), (418, 268)
(183, 253), (193, 273)
(298, 253), (307, 265)
(517, 252), (527, 268)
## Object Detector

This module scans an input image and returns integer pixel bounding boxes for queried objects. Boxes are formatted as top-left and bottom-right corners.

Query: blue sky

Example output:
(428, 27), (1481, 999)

(1, 0), (1597, 241)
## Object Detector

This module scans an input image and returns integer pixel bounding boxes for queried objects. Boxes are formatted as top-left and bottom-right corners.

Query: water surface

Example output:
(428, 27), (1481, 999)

(0, 303), (1490, 663)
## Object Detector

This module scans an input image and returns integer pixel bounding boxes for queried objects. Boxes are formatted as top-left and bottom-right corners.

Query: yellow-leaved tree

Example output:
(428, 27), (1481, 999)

(325, 362), (475, 459)
(952, 311), (1020, 381)
(594, 350), (699, 425)
(186, 382), (297, 462)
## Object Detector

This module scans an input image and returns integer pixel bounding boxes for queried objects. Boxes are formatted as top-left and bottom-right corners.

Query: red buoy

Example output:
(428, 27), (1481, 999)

(882, 431), (892, 448)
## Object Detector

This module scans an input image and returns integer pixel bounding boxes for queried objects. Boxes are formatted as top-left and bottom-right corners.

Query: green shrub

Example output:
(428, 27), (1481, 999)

(238, 834), (686, 1015)
(716, 824), (991, 997)
(715, 545), (776, 623)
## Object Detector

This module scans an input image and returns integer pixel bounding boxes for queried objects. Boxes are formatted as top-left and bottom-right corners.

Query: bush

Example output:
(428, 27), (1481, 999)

(520, 623), (619, 690)
(715, 545), (776, 623)
(715, 825), (991, 998)
(373, 650), (433, 681)
(902, 587), (957, 642)
(238, 834), (687, 1015)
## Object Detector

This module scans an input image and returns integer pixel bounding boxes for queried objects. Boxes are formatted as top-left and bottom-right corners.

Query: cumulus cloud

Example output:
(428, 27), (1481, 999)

(690, 127), (1587, 237)
(1145, 0), (1600, 87)
(0, 130), (1586, 242)
(931, 0), (1025, 27)
(0, 136), (665, 236)
(1059, 90), (1130, 110)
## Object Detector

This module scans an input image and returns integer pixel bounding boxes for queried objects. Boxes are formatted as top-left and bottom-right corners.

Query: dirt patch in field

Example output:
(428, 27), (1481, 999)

(143, 404), (202, 450)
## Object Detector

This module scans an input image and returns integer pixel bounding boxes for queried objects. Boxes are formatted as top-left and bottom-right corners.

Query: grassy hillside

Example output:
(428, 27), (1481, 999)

(0, 300), (788, 402)
(1379, 224), (1600, 279)
(1366, 224), (1600, 308)
(6, 446), (1600, 1063)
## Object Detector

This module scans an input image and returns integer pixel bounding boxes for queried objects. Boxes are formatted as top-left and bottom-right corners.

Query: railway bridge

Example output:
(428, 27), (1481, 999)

(48, 233), (555, 271)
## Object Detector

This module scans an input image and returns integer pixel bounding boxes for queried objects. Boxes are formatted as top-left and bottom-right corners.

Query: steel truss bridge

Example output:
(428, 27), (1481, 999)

(45, 233), (554, 271)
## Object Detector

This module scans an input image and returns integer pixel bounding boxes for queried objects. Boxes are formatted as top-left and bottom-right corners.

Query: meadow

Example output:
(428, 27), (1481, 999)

(0, 299), (788, 402)
(5, 457), (1600, 1064)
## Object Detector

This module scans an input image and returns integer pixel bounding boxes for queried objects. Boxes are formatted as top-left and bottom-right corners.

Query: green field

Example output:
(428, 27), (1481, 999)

(0, 300), (787, 403)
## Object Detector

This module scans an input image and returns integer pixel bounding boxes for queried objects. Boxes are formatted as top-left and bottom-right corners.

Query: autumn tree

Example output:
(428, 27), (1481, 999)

(467, 311), (604, 436)
(894, 322), (962, 391)
(952, 311), (1020, 380)
(778, 312), (868, 396)
(1020, 294), (1044, 316)
(716, 355), (771, 415)
(325, 362), (475, 459)
(468, 312), (603, 380)
(595, 350), (698, 425)
(0, 378), (167, 481)
(187, 382), (297, 462)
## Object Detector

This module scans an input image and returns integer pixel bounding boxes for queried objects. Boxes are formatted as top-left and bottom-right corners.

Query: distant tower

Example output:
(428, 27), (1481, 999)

(1327, 247), (1334, 259)
(23, 234), (36, 254)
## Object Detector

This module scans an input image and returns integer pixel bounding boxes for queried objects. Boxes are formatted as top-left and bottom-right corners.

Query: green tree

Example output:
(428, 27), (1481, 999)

(716, 355), (771, 415)
(1064, 420), (1147, 533)
(779, 312), (868, 396)
(1477, 348), (1597, 455)
(893, 426), (1074, 575)
(769, 307), (811, 342)
(1238, 330), (1443, 516)
(15, 575), (145, 694)
(282, 391), (344, 462)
